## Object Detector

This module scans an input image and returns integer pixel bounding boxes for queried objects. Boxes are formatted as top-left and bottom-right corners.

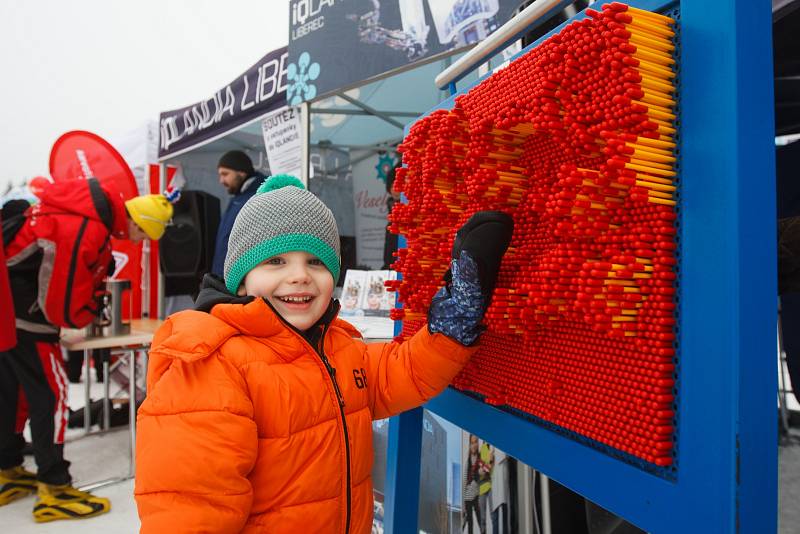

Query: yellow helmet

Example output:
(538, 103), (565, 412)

(124, 194), (173, 240)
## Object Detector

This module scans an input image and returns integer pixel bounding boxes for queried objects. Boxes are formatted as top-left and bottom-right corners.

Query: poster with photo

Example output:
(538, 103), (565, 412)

(340, 270), (368, 318)
(462, 432), (513, 534)
(363, 270), (396, 317)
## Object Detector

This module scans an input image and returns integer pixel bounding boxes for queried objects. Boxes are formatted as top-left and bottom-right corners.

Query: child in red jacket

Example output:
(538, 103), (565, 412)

(135, 175), (512, 533)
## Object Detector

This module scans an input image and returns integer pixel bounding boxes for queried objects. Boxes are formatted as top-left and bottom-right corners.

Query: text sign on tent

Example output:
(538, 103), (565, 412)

(287, 0), (521, 103)
(261, 106), (303, 177)
(158, 47), (289, 159)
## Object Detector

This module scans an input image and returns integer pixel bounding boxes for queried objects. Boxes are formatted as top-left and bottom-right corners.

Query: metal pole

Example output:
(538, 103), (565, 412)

(129, 349), (137, 477)
(141, 164), (151, 318)
(335, 92), (405, 130)
(517, 464), (534, 534)
(102, 359), (110, 431)
(539, 474), (551, 534)
(300, 102), (310, 187)
(157, 162), (167, 319)
(778, 297), (790, 433)
(83, 349), (91, 435)
(142, 349), (149, 395)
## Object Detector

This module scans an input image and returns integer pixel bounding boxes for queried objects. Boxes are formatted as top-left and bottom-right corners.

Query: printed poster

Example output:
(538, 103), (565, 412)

(261, 106), (303, 178)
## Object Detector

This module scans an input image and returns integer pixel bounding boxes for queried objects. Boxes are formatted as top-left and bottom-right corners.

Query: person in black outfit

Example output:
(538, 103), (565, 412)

(464, 434), (484, 534)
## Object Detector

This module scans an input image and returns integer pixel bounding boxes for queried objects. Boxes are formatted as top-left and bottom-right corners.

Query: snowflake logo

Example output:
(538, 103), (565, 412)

(375, 153), (396, 184)
(287, 52), (321, 105)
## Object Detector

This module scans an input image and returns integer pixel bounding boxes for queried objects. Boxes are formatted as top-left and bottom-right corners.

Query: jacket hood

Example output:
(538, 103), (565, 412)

(194, 273), (254, 313)
(38, 178), (129, 238)
(151, 274), (360, 364)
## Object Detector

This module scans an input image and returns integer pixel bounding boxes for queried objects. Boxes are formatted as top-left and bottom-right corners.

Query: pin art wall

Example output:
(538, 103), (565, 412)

(382, 1), (776, 533)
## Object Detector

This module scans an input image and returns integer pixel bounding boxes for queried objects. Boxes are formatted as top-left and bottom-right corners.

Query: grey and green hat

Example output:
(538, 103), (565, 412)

(223, 174), (341, 293)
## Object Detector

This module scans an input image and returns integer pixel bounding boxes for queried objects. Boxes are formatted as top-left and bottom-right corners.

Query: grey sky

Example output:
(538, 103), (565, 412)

(0, 0), (288, 191)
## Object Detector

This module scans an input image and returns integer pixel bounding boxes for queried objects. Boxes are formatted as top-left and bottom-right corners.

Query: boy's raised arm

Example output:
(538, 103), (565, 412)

(364, 211), (514, 419)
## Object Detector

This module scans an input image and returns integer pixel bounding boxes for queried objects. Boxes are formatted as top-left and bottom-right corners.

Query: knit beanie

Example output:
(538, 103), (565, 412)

(224, 174), (341, 293)
(217, 150), (255, 175)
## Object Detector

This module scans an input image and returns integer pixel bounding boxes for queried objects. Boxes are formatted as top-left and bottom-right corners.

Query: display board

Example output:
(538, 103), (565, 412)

(287, 0), (533, 101)
(392, 1), (679, 470)
(382, 1), (776, 533)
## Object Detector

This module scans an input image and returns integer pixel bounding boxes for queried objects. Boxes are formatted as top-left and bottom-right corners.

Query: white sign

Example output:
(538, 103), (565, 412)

(351, 151), (393, 268)
(261, 106), (303, 177)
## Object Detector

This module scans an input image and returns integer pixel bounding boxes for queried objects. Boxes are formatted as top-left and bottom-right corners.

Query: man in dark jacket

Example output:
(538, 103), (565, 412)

(211, 150), (267, 276)
(0, 177), (172, 522)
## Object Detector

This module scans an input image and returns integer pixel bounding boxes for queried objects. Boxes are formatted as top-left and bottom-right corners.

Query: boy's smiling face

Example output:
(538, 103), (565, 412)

(240, 251), (334, 331)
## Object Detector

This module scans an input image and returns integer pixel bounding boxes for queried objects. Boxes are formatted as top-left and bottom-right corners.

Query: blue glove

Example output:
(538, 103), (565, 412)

(428, 251), (485, 346)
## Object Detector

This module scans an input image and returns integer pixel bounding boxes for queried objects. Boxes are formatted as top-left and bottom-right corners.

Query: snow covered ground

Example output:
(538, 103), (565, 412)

(5, 382), (139, 533)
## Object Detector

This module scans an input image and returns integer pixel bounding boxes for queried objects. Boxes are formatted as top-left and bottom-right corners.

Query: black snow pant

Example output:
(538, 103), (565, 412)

(0, 330), (71, 485)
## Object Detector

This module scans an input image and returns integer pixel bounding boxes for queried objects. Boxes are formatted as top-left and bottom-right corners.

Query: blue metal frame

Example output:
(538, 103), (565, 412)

(384, 1), (776, 532)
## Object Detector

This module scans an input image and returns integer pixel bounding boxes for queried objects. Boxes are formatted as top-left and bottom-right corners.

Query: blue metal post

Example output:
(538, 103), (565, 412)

(383, 408), (424, 534)
(448, 81), (457, 97)
(679, 0), (777, 531)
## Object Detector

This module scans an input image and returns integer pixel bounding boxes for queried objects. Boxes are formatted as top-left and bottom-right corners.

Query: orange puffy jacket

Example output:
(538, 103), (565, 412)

(134, 297), (476, 533)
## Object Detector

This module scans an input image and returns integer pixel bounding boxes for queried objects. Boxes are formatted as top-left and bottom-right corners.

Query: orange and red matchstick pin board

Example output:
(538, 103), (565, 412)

(391, 2), (680, 469)
(383, 1), (776, 531)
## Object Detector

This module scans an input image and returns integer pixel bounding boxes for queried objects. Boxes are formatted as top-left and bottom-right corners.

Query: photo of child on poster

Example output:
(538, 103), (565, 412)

(462, 433), (511, 534)
(340, 271), (367, 318)
(364, 270), (396, 317)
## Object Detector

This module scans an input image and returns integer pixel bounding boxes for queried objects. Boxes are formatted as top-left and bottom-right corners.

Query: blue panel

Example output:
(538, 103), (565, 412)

(383, 408), (424, 534)
(386, 1), (777, 532)
(677, 0), (777, 531)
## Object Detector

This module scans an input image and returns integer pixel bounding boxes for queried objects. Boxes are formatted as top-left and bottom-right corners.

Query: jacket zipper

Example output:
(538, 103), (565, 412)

(63, 217), (89, 328)
(263, 299), (352, 534)
(317, 322), (352, 534)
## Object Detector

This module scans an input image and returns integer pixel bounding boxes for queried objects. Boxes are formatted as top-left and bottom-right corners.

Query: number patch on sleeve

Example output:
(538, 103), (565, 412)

(352, 368), (368, 389)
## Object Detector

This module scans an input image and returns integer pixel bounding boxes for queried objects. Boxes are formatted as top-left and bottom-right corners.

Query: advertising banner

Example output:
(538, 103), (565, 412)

(287, 0), (522, 102)
(49, 130), (140, 200)
(351, 150), (396, 268)
(261, 106), (303, 178)
(159, 47), (289, 159)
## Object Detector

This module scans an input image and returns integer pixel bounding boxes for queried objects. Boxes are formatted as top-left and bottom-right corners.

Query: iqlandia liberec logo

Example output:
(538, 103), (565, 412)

(287, 52), (320, 105)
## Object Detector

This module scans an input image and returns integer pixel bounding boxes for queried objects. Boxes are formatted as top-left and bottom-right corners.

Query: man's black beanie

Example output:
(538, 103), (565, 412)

(218, 150), (255, 175)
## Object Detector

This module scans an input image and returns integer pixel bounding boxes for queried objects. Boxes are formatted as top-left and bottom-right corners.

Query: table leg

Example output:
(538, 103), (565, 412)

(103, 358), (110, 431)
(129, 349), (137, 477)
(83, 349), (91, 435)
(142, 350), (149, 395)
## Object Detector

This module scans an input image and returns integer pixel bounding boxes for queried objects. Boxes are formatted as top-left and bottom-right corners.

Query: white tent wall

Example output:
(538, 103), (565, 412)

(110, 121), (159, 195)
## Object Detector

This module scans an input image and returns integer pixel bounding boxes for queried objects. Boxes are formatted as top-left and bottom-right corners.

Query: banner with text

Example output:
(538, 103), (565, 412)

(287, 0), (522, 102)
(159, 46), (289, 159)
(261, 106), (303, 178)
(351, 150), (396, 268)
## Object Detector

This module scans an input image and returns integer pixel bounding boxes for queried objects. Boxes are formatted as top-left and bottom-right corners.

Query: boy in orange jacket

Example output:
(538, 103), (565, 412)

(135, 175), (512, 533)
